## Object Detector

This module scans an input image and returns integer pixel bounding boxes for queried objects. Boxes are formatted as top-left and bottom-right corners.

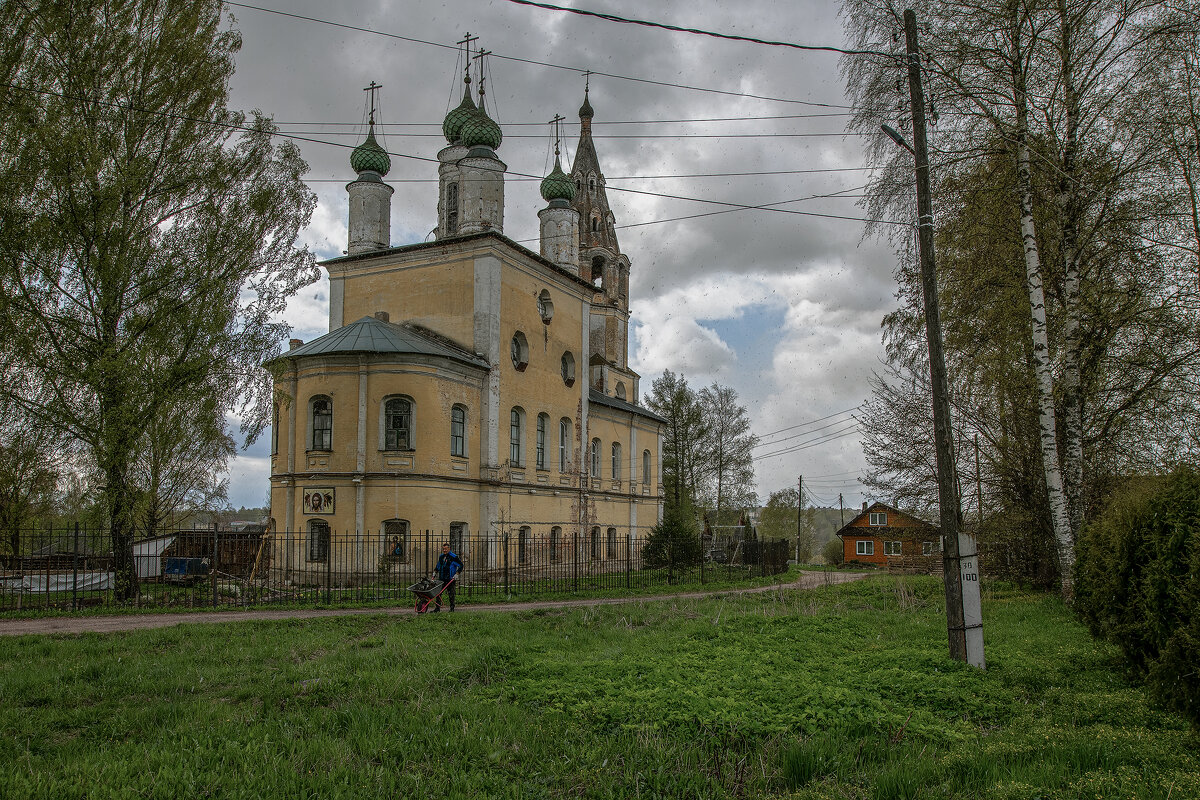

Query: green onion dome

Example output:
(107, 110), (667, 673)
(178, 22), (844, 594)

(459, 104), (503, 150)
(540, 156), (575, 202)
(350, 130), (390, 176)
(579, 90), (594, 120)
(442, 92), (478, 144)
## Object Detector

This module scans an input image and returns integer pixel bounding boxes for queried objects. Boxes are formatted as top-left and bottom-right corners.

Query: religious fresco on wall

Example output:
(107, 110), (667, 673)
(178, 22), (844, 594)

(302, 488), (335, 515)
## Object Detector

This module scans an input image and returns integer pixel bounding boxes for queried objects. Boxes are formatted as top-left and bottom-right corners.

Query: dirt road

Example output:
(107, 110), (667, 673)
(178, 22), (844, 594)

(0, 570), (869, 637)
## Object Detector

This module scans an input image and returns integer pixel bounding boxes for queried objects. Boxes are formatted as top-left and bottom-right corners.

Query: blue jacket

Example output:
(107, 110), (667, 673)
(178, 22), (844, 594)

(435, 551), (463, 582)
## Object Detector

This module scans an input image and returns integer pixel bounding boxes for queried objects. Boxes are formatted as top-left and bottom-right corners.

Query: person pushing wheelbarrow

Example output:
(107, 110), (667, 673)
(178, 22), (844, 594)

(431, 542), (463, 612)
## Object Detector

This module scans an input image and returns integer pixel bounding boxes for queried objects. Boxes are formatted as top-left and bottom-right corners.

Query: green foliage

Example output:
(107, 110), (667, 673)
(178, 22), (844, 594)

(821, 537), (844, 566)
(641, 506), (704, 571)
(760, 487), (818, 561)
(1076, 468), (1200, 728)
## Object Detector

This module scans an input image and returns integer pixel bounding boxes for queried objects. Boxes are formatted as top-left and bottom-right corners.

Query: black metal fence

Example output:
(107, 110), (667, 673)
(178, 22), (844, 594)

(0, 525), (791, 613)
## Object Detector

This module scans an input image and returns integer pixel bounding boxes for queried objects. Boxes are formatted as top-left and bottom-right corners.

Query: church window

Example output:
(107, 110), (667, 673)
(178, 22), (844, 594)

(536, 413), (548, 469)
(518, 526), (530, 564)
(450, 522), (466, 554)
(589, 176), (596, 194)
(615, 382), (626, 400)
(607, 527), (617, 559)
(271, 404), (279, 455)
(450, 405), (467, 457)
(591, 216), (599, 233)
(383, 519), (409, 562)
(560, 351), (576, 386)
(307, 519), (330, 562)
(310, 396), (332, 451)
(446, 182), (459, 234)
(550, 526), (562, 562)
(384, 397), (413, 450)
(590, 527), (600, 559)
(510, 407), (526, 466)
(590, 438), (600, 478)
(559, 418), (572, 471)
(611, 442), (622, 480)
(537, 289), (554, 323)
(643, 450), (651, 485)
(510, 331), (529, 371)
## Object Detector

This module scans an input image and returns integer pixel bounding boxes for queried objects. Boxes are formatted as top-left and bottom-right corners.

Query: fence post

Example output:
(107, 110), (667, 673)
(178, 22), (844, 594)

(503, 530), (509, 597)
(573, 529), (579, 593)
(72, 522), (80, 611)
(212, 527), (219, 608)
(325, 532), (332, 605)
(45, 522), (53, 609)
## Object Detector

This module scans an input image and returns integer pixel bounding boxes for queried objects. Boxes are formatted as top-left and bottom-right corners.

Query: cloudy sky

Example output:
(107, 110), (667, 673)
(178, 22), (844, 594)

(220, 0), (903, 513)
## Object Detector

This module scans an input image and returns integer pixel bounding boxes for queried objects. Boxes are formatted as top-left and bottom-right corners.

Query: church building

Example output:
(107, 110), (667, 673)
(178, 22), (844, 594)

(267, 64), (664, 575)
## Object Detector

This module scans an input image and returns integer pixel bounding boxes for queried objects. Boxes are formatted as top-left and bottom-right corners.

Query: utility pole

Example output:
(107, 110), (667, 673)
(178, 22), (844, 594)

(839, 493), (844, 528)
(880, 9), (984, 668)
(796, 475), (803, 563)
(975, 434), (984, 524)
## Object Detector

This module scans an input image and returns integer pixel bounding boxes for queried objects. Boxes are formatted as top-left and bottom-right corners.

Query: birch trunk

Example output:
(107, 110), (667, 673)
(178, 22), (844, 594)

(1013, 9), (1075, 599)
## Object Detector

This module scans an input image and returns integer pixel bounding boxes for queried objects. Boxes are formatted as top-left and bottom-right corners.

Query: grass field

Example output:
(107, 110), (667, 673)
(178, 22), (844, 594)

(0, 576), (1195, 799)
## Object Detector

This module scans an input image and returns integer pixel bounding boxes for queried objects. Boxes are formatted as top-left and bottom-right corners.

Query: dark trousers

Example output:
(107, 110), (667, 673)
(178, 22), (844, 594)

(435, 578), (456, 609)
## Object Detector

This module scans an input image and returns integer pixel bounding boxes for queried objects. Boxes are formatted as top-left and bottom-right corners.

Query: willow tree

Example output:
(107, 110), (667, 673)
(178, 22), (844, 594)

(0, 1), (318, 599)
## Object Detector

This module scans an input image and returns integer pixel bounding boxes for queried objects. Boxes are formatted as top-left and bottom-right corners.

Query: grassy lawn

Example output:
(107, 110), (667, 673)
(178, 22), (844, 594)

(0, 576), (1195, 799)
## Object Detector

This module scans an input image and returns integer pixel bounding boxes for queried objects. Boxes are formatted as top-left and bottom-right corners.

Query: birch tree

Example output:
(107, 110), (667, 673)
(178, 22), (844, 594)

(698, 383), (759, 523)
(0, 1), (318, 600)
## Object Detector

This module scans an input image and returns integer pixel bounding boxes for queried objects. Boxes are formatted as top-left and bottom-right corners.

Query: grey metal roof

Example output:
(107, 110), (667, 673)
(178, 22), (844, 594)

(589, 389), (666, 424)
(278, 316), (489, 369)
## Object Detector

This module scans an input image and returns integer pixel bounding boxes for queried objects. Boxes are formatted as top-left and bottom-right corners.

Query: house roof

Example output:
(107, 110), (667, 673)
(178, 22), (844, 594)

(269, 315), (489, 370)
(589, 389), (666, 424)
(835, 502), (938, 538)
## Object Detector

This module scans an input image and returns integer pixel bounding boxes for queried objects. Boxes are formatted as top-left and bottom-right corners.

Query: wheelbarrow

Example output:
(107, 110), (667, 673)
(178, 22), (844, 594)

(407, 576), (455, 613)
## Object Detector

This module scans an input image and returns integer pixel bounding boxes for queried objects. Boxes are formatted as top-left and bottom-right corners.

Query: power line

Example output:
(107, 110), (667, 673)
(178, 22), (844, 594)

(753, 413), (864, 450)
(275, 129), (871, 139)
(503, 0), (893, 58)
(268, 113), (858, 125)
(755, 422), (862, 460)
(756, 406), (862, 439)
(223, 2), (860, 109)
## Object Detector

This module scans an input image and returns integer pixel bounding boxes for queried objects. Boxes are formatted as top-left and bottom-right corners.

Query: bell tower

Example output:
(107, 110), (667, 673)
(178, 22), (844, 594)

(346, 81), (394, 255)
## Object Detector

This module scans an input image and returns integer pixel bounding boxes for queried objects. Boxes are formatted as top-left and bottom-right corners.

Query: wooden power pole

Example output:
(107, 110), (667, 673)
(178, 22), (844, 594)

(894, 8), (985, 667)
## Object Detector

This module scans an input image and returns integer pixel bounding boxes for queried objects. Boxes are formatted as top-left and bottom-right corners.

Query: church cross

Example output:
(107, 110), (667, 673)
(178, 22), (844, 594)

(363, 80), (382, 126)
(549, 113), (566, 155)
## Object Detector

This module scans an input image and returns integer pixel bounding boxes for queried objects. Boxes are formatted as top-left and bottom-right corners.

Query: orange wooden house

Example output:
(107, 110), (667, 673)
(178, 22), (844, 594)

(836, 502), (941, 573)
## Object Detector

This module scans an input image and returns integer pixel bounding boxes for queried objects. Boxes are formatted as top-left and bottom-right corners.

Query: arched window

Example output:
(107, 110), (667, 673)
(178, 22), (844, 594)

(383, 519), (409, 562)
(643, 450), (651, 486)
(590, 527), (600, 559)
(307, 519), (330, 562)
(450, 522), (467, 554)
(518, 526), (531, 564)
(559, 418), (572, 471)
(550, 526), (562, 563)
(537, 289), (554, 323)
(446, 182), (459, 234)
(510, 331), (529, 371)
(310, 396), (332, 451)
(536, 413), (548, 469)
(560, 351), (576, 386)
(510, 407), (525, 466)
(450, 405), (467, 457)
(589, 176), (596, 194)
(611, 442), (622, 480)
(384, 397), (413, 450)
(590, 438), (600, 477)
(607, 527), (617, 559)
(591, 216), (599, 232)
(615, 382), (626, 400)
(271, 404), (279, 455)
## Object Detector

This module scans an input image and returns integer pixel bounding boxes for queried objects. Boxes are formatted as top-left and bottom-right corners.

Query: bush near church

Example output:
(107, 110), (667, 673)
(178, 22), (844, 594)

(642, 507), (704, 571)
(1075, 468), (1200, 728)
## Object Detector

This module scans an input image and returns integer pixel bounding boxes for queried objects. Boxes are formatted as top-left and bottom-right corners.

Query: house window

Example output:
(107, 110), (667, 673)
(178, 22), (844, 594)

(308, 519), (330, 561)
(869, 512), (888, 526)
(922, 541), (934, 556)
(561, 351), (576, 386)
(449, 522), (466, 554)
(590, 527), (600, 559)
(384, 519), (409, 562)
(451, 405), (467, 457)
(606, 527), (617, 559)
(642, 450), (651, 485)
(518, 526), (530, 564)
(510, 331), (529, 371)
(536, 413), (548, 469)
(310, 397), (332, 451)
(884, 541), (902, 556)
(590, 438), (600, 477)
(559, 418), (572, 471)
(384, 397), (413, 450)
(510, 407), (525, 466)
(550, 526), (562, 562)
(611, 442), (622, 480)
(856, 540), (874, 556)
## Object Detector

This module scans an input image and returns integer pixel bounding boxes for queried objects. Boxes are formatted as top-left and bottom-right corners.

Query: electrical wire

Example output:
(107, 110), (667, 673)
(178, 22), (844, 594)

(756, 406), (862, 439)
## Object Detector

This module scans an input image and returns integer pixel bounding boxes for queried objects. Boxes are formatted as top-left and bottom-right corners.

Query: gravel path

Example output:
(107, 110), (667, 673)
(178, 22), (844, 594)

(0, 570), (869, 637)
